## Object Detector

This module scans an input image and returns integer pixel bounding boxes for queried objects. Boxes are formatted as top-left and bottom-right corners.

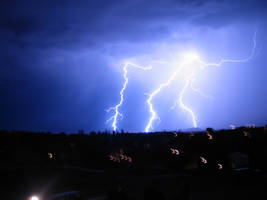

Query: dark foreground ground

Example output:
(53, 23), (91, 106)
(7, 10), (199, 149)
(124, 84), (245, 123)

(1, 126), (267, 199)
(1, 166), (266, 200)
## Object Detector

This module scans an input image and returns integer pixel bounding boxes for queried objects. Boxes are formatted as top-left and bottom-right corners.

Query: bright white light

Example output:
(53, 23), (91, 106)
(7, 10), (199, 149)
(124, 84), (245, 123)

(30, 196), (39, 200)
(183, 52), (200, 62)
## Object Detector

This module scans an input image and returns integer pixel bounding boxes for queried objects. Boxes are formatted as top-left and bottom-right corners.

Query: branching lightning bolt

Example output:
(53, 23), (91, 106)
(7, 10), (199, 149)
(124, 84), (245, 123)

(171, 73), (199, 128)
(145, 72), (177, 132)
(177, 73), (197, 128)
(198, 30), (257, 68)
(106, 62), (152, 131)
(145, 60), (191, 132)
(145, 55), (201, 132)
(145, 30), (257, 132)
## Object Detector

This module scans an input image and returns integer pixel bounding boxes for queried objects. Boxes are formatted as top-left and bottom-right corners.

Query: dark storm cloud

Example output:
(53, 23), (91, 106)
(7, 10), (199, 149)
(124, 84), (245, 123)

(193, 0), (267, 27)
(0, 0), (211, 48)
(0, 0), (266, 132)
(1, 0), (266, 49)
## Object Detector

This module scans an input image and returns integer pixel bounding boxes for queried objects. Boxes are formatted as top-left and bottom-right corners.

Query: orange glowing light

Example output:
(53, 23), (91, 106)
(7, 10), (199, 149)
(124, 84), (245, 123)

(48, 153), (53, 159)
(206, 133), (213, 140)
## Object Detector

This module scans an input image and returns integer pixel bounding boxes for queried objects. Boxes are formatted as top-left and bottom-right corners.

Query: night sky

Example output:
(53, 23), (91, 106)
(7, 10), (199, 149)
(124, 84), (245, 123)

(0, 0), (267, 133)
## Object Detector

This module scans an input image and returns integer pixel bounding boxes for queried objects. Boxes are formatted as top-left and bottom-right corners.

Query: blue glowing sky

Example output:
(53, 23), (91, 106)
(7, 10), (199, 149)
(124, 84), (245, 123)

(0, 0), (267, 132)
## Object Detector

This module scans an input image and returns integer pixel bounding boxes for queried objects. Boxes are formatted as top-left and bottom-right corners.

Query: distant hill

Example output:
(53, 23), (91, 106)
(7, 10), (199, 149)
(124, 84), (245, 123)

(178, 127), (203, 132)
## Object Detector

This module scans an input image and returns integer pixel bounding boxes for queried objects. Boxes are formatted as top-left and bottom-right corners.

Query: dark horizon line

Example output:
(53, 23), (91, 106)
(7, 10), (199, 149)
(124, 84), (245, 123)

(1, 125), (266, 135)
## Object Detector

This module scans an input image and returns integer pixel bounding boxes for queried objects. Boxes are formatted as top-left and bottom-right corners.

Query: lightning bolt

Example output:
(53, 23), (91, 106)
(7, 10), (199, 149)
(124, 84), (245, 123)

(177, 73), (198, 128)
(175, 30), (257, 129)
(170, 72), (198, 128)
(107, 62), (152, 131)
(145, 55), (201, 132)
(145, 71), (177, 132)
(145, 60), (191, 132)
(198, 30), (257, 68)
(145, 30), (257, 132)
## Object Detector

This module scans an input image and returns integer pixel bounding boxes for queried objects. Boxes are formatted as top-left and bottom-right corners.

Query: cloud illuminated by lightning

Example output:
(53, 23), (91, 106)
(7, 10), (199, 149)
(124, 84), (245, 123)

(190, 78), (213, 99)
(106, 62), (152, 131)
(145, 30), (257, 132)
